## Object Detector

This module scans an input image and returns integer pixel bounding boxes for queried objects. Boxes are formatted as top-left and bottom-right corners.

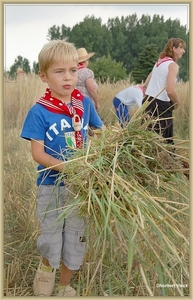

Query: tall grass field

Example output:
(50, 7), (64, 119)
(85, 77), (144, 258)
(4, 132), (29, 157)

(4, 74), (189, 296)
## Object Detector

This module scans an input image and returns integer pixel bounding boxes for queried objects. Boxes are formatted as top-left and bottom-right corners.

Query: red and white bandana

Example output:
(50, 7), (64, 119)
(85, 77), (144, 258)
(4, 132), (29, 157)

(156, 57), (174, 67)
(37, 88), (84, 148)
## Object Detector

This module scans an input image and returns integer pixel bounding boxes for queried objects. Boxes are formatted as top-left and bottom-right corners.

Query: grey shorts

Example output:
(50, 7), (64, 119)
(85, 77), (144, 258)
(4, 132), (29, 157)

(36, 185), (87, 270)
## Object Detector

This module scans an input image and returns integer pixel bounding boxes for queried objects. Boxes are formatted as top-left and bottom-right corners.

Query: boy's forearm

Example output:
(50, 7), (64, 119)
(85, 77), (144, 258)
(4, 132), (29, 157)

(46, 155), (66, 172)
(32, 151), (65, 172)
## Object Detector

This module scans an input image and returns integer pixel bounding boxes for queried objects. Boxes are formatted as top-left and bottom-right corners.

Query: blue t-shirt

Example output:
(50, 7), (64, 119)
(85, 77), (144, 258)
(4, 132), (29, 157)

(20, 96), (103, 186)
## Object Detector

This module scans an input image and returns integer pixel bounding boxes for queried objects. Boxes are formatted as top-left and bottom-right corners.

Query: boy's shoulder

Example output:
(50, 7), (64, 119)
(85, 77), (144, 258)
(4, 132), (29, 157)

(28, 102), (45, 112)
(82, 95), (93, 104)
(27, 102), (53, 117)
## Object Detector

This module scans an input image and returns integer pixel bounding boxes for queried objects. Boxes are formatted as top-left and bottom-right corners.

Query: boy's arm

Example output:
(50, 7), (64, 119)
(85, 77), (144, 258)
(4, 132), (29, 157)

(31, 139), (65, 172)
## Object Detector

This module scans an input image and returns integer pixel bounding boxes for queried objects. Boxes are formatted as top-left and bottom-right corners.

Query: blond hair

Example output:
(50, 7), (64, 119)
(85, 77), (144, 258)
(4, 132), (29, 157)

(38, 38), (78, 73)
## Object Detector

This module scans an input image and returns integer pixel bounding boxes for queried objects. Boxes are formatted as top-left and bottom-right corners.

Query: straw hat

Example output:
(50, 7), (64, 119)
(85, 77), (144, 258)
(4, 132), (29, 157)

(16, 67), (24, 74)
(77, 48), (95, 63)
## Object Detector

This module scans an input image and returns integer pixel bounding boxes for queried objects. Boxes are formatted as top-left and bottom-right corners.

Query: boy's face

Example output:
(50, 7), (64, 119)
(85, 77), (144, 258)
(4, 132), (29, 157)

(39, 60), (78, 102)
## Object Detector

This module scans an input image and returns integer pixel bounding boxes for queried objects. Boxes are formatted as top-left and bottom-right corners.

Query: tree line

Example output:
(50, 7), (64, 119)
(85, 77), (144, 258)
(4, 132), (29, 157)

(6, 13), (189, 83)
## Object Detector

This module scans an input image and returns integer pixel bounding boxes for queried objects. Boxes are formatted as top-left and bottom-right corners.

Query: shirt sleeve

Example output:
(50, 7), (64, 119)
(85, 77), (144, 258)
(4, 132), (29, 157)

(20, 109), (45, 141)
(83, 97), (103, 128)
(85, 68), (94, 80)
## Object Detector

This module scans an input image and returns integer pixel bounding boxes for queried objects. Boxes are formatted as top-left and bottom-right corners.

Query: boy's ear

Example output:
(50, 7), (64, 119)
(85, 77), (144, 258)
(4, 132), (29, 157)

(39, 71), (47, 83)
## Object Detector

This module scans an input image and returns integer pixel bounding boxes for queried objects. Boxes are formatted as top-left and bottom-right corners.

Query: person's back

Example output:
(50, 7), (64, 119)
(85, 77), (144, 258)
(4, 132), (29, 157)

(77, 48), (100, 111)
(145, 59), (175, 101)
(76, 67), (95, 98)
(113, 84), (144, 127)
(115, 85), (143, 109)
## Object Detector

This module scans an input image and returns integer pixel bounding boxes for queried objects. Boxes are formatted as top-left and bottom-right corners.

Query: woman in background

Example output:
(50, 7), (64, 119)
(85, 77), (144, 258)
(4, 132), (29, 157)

(76, 48), (100, 111)
(142, 38), (186, 144)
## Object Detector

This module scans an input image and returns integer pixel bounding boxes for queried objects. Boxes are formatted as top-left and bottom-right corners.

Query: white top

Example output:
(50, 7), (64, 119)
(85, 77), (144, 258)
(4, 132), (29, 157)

(146, 58), (177, 102)
(115, 85), (143, 110)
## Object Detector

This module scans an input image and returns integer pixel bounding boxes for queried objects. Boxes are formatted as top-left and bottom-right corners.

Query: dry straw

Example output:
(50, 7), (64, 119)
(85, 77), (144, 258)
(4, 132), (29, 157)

(4, 75), (189, 296)
(56, 106), (189, 296)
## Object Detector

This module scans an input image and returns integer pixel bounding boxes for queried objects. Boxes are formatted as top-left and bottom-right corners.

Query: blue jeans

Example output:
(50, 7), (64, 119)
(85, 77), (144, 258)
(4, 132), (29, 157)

(113, 97), (130, 127)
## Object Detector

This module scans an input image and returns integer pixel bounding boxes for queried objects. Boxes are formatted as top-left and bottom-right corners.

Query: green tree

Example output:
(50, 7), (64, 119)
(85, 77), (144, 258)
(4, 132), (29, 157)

(106, 13), (188, 81)
(107, 14), (139, 73)
(47, 24), (71, 40)
(118, 14), (167, 74)
(89, 54), (127, 83)
(32, 61), (39, 74)
(106, 16), (127, 62)
(69, 15), (112, 57)
(8, 55), (31, 79)
(6, 13), (188, 82)
(178, 31), (189, 81)
(131, 44), (159, 83)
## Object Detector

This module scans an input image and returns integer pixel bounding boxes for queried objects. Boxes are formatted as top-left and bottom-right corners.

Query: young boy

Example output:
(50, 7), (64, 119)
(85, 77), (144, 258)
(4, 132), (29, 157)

(20, 39), (105, 297)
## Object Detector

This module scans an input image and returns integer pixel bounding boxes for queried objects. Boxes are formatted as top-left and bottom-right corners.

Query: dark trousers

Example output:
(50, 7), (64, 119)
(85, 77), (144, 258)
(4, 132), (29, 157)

(142, 95), (174, 144)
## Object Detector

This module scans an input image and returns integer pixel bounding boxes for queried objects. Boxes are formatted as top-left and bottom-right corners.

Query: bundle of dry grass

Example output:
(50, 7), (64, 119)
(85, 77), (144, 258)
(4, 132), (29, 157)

(57, 108), (189, 296)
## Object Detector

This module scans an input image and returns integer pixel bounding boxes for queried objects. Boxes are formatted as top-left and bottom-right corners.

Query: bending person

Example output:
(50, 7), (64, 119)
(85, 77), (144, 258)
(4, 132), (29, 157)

(113, 84), (145, 127)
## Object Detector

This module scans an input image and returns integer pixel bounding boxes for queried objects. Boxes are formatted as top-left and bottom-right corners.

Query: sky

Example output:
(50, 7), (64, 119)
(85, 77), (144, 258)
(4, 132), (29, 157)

(4, 3), (189, 71)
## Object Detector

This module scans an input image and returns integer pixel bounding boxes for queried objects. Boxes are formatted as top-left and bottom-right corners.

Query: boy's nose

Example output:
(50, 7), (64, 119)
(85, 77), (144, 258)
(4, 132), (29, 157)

(63, 72), (71, 79)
